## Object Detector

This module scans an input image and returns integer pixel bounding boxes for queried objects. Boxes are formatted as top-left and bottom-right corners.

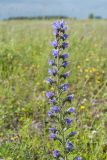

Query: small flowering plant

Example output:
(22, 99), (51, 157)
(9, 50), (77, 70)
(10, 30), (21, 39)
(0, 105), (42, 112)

(46, 20), (80, 160)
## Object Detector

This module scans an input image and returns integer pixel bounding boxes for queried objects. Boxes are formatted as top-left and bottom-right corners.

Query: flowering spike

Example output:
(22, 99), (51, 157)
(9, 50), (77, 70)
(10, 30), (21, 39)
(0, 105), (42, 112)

(46, 20), (80, 159)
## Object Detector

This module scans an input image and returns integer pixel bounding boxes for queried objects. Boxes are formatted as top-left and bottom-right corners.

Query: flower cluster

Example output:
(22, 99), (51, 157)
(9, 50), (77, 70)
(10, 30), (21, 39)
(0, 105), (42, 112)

(46, 20), (79, 160)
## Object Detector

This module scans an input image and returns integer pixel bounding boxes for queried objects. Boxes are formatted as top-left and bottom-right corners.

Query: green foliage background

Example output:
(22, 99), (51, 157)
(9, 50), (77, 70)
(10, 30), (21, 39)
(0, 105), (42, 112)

(0, 19), (107, 159)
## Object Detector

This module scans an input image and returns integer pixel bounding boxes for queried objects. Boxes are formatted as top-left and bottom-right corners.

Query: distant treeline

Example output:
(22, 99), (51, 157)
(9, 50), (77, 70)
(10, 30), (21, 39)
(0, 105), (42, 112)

(7, 16), (69, 20)
(5, 15), (105, 21)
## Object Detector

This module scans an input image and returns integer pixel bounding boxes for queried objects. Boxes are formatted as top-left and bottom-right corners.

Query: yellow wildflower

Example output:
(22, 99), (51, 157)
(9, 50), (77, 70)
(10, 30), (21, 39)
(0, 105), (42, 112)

(80, 105), (85, 110)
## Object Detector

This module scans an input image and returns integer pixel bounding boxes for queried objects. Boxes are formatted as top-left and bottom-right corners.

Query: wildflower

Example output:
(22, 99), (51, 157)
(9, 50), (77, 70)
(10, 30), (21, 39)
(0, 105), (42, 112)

(46, 78), (55, 85)
(48, 69), (57, 76)
(60, 71), (70, 79)
(59, 83), (69, 91)
(80, 105), (85, 110)
(53, 150), (60, 158)
(46, 92), (54, 99)
(65, 94), (74, 102)
(59, 53), (68, 60)
(62, 42), (68, 49)
(68, 131), (77, 137)
(46, 20), (80, 159)
(66, 142), (73, 152)
(49, 128), (56, 133)
(50, 133), (56, 140)
(67, 107), (75, 113)
(49, 98), (56, 104)
(52, 49), (59, 58)
(66, 118), (72, 125)
(61, 34), (68, 40)
(51, 41), (58, 48)
(48, 111), (53, 117)
(61, 61), (68, 68)
(50, 106), (60, 113)
(48, 59), (56, 66)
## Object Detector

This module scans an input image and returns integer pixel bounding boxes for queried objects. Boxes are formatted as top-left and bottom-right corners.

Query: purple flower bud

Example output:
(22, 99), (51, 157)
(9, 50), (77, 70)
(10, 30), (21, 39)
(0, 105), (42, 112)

(49, 127), (56, 133)
(46, 92), (54, 99)
(53, 150), (60, 158)
(52, 22), (60, 30)
(48, 69), (57, 76)
(61, 61), (68, 68)
(63, 26), (67, 32)
(59, 83), (69, 91)
(48, 59), (56, 66)
(49, 98), (56, 104)
(48, 111), (53, 117)
(51, 41), (58, 48)
(69, 131), (77, 137)
(50, 106), (60, 113)
(66, 142), (73, 152)
(53, 29), (59, 35)
(52, 49), (59, 58)
(66, 118), (72, 125)
(67, 107), (75, 113)
(52, 20), (64, 30)
(66, 94), (74, 101)
(50, 133), (56, 140)
(59, 53), (68, 60)
(61, 34), (68, 40)
(46, 78), (55, 85)
(60, 71), (70, 79)
(62, 42), (68, 49)
(59, 20), (65, 28)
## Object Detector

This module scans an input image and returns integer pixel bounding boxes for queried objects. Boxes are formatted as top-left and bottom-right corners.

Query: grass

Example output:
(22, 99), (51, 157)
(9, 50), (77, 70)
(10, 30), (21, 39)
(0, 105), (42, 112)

(0, 19), (107, 160)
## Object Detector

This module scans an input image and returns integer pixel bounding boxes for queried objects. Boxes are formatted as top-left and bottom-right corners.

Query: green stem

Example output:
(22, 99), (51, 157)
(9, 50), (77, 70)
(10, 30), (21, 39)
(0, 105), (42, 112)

(56, 36), (68, 160)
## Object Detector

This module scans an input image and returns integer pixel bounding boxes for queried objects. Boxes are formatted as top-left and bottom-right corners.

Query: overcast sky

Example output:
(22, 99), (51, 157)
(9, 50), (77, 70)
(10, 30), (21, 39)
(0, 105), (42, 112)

(0, 0), (107, 19)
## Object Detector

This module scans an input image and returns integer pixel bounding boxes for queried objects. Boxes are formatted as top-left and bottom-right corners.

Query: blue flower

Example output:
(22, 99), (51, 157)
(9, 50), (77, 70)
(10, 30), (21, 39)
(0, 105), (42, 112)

(53, 150), (60, 158)
(61, 61), (68, 68)
(59, 53), (68, 60)
(48, 59), (56, 66)
(60, 71), (70, 79)
(59, 83), (69, 91)
(61, 34), (68, 40)
(48, 111), (53, 117)
(52, 20), (67, 36)
(66, 142), (73, 152)
(46, 91), (54, 99)
(49, 127), (56, 133)
(66, 118), (72, 125)
(52, 20), (64, 30)
(51, 40), (58, 48)
(65, 94), (74, 102)
(49, 98), (56, 104)
(50, 106), (60, 113)
(52, 21), (60, 30)
(46, 20), (79, 158)
(46, 78), (55, 85)
(52, 49), (59, 58)
(62, 42), (68, 49)
(48, 69), (57, 76)
(67, 107), (75, 113)
(68, 131), (77, 137)
(50, 133), (56, 140)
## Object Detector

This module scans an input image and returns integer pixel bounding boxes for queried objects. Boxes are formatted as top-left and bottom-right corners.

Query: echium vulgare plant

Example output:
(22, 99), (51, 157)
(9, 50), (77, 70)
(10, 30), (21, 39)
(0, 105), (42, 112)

(46, 20), (82, 160)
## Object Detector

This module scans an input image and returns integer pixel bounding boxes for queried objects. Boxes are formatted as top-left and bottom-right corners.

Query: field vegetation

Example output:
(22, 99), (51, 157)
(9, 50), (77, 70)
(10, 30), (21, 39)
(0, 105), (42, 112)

(0, 19), (107, 159)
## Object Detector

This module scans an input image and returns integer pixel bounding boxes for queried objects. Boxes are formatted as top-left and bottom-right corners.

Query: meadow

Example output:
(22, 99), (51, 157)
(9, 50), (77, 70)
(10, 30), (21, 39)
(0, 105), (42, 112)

(0, 19), (107, 160)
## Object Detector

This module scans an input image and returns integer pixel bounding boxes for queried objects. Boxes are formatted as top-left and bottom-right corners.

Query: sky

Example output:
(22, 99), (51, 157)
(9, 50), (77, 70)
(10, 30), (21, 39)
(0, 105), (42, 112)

(0, 0), (107, 19)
